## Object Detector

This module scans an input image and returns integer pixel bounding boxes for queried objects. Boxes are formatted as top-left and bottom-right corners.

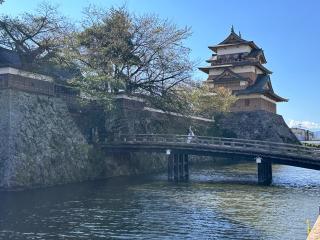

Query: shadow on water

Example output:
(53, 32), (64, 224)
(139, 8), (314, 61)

(0, 161), (319, 239)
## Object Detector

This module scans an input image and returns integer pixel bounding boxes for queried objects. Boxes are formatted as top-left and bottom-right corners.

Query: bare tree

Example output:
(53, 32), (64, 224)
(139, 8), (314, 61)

(0, 2), (72, 70)
(69, 6), (194, 110)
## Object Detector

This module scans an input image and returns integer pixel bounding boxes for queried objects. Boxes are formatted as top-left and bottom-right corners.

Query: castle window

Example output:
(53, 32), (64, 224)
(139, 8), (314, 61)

(245, 99), (250, 106)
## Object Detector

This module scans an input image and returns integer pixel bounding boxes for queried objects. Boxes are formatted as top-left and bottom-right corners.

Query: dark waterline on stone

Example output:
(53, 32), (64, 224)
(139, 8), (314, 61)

(0, 162), (319, 239)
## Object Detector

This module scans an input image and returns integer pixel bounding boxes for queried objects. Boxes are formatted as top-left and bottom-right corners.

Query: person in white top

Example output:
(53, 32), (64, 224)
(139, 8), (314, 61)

(187, 126), (195, 143)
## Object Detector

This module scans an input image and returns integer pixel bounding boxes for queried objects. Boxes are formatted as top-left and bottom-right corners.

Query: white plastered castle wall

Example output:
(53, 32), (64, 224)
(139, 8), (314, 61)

(216, 44), (252, 55)
(209, 65), (263, 76)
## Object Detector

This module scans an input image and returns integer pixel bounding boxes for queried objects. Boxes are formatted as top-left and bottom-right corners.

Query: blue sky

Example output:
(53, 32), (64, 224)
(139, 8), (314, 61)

(1, 0), (320, 126)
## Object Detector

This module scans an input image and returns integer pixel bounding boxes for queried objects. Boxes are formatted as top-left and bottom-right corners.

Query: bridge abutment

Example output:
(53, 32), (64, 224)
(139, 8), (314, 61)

(168, 153), (189, 181)
(256, 157), (272, 185)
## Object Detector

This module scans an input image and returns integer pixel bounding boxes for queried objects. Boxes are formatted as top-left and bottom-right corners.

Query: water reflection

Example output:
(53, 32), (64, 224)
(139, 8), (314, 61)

(0, 162), (319, 239)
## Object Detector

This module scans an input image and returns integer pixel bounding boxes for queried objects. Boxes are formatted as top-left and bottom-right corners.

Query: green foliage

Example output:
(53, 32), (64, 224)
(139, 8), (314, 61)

(67, 5), (193, 111)
(145, 89), (193, 113)
(75, 7), (137, 90)
(178, 84), (238, 118)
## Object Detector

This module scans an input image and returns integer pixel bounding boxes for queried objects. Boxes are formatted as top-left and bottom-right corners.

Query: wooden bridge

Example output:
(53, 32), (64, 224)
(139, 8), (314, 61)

(103, 134), (320, 185)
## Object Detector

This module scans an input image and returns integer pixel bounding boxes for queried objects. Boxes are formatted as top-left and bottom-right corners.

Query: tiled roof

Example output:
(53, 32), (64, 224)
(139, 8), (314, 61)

(199, 61), (272, 74)
(0, 47), (22, 68)
(235, 74), (287, 102)
(0, 47), (79, 81)
(209, 29), (260, 52)
(219, 31), (248, 45)
(248, 49), (262, 57)
(248, 49), (267, 63)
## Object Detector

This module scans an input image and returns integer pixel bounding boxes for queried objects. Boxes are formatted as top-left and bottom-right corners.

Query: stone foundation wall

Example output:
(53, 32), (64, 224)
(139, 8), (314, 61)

(211, 111), (298, 144)
(0, 90), (166, 190)
(0, 90), (10, 188)
(100, 96), (213, 142)
(108, 96), (296, 143)
(0, 89), (90, 189)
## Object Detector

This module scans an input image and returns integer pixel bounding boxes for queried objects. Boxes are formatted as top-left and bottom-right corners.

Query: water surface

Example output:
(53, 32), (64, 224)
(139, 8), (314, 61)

(0, 162), (319, 239)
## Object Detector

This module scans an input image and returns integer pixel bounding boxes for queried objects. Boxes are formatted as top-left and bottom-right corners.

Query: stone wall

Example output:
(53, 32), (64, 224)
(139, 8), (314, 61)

(0, 89), (89, 189)
(104, 96), (212, 139)
(109, 96), (297, 144)
(210, 111), (299, 144)
(0, 90), (10, 188)
(0, 90), (166, 189)
(0, 89), (298, 189)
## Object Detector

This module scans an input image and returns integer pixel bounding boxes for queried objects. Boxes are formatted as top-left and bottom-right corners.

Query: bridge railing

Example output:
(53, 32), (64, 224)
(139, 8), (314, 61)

(113, 134), (320, 159)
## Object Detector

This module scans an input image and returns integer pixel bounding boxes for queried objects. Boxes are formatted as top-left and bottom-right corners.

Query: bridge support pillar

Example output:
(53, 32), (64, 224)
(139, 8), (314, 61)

(256, 157), (272, 186)
(168, 153), (189, 181)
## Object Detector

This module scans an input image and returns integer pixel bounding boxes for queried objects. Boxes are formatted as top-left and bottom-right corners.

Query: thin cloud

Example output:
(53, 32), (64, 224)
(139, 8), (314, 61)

(287, 119), (320, 131)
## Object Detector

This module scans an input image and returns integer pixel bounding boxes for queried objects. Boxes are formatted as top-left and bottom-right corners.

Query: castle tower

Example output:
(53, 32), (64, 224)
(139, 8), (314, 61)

(199, 27), (287, 113)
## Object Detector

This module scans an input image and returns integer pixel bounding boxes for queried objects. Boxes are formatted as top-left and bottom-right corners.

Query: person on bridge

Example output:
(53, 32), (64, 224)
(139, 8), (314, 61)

(187, 126), (195, 143)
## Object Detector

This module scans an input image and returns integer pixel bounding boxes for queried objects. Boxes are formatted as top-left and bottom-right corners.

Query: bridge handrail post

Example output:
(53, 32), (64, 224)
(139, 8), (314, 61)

(173, 134), (177, 143)
(295, 146), (304, 156)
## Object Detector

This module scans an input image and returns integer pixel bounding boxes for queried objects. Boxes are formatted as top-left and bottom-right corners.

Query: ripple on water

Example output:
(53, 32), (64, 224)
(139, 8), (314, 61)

(0, 163), (319, 239)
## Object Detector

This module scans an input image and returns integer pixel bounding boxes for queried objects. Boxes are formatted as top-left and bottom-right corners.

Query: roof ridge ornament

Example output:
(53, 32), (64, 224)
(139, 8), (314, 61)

(231, 25), (235, 33)
(239, 31), (242, 38)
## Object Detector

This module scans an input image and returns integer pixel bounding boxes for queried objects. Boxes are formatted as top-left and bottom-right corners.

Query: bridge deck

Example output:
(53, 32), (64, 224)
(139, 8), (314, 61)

(103, 134), (320, 170)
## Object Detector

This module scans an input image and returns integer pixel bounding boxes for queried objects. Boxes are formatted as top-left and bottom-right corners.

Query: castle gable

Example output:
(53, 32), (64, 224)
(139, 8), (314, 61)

(219, 29), (247, 45)
(211, 69), (249, 83)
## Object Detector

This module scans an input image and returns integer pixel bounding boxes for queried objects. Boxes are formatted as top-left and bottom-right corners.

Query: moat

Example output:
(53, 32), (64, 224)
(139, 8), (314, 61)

(0, 162), (319, 240)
